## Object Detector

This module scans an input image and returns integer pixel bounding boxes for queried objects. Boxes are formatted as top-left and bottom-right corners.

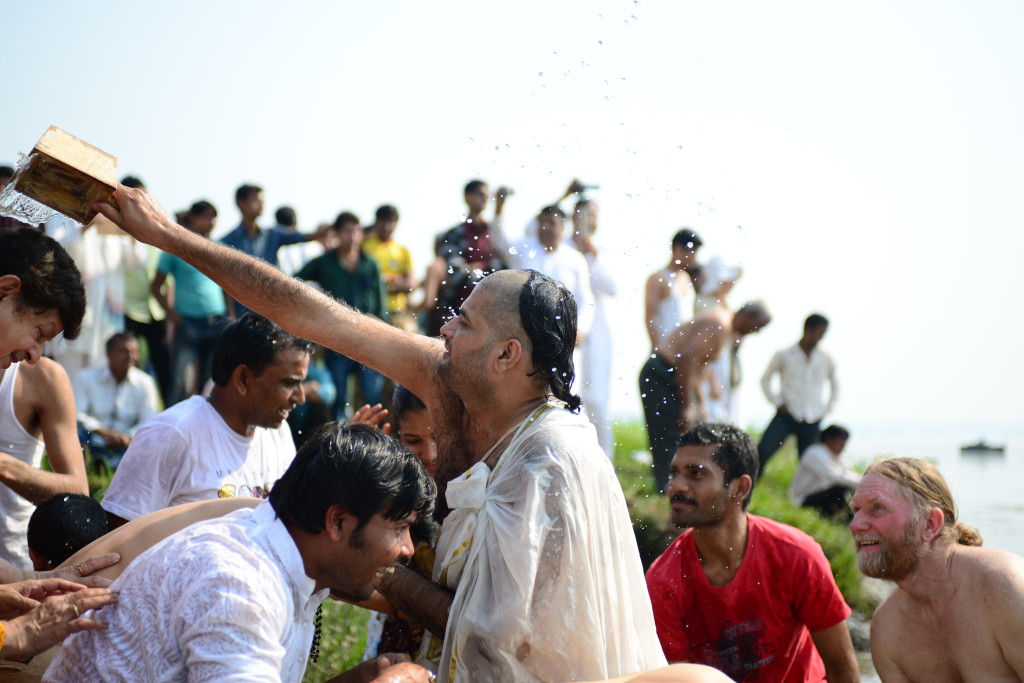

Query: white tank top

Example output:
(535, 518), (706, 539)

(0, 364), (45, 568)
(652, 268), (696, 347)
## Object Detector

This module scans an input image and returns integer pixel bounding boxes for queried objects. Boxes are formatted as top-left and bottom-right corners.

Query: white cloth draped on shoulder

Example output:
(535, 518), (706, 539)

(420, 402), (666, 682)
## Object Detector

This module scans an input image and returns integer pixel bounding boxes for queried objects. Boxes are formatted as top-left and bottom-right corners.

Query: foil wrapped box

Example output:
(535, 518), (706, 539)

(13, 126), (117, 224)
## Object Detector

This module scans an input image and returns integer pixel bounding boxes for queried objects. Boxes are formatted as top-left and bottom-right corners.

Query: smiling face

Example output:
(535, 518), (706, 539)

(667, 444), (742, 529)
(328, 510), (416, 602)
(398, 408), (437, 478)
(0, 293), (62, 369)
(243, 347), (309, 429)
(850, 472), (927, 581)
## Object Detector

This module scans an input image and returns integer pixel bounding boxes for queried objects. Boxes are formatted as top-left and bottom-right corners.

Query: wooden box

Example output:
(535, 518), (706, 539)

(13, 126), (117, 224)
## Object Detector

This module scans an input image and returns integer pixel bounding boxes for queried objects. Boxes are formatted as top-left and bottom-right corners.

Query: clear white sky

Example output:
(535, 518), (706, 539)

(4, 0), (1022, 435)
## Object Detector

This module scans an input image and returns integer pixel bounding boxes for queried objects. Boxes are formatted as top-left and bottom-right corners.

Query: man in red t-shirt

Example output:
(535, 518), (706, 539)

(645, 424), (859, 682)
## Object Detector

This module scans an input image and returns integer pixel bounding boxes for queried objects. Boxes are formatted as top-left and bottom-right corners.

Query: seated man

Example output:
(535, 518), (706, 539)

(851, 457), (1024, 681)
(28, 494), (108, 570)
(790, 424), (860, 520)
(46, 423), (436, 682)
(73, 331), (160, 471)
(101, 313), (309, 528)
(646, 424), (859, 683)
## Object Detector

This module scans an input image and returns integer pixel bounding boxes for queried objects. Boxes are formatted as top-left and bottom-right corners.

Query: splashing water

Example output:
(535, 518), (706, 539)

(0, 154), (58, 226)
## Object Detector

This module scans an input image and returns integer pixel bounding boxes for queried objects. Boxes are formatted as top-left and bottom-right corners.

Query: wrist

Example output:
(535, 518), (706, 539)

(1, 620), (24, 657)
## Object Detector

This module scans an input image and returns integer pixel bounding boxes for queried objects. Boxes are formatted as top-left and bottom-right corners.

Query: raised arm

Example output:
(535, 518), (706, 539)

(96, 187), (441, 403)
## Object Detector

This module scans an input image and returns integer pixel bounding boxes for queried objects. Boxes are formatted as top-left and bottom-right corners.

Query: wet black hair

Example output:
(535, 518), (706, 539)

(210, 312), (314, 386)
(28, 494), (108, 568)
(0, 228), (85, 341)
(270, 423), (436, 537)
(519, 270), (581, 413)
(678, 423), (759, 509)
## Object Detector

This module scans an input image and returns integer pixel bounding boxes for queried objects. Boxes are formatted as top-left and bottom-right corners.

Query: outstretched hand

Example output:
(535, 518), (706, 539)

(47, 552), (120, 588)
(349, 404), (392, 436)
(93, 185), (177, 251)
(1, 587), (117, 657)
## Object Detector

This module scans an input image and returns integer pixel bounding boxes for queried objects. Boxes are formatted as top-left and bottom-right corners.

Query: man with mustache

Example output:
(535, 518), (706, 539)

(850, 458), (1024, 681)
(101, 313), (309, 528)
(95, 186), (666, 683)
(46, 423), (437, 682)
(645, 423), (859, 682)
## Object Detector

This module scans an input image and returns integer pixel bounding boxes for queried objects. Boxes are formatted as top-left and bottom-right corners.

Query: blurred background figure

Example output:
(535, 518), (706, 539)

(74, 332), (160, 472)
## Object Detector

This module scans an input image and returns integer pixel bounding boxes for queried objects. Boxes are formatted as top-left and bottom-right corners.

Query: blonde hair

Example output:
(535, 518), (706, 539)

(865, 457), (983, 547)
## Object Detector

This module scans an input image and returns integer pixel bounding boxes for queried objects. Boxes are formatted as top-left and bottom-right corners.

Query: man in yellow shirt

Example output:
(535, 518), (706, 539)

(362, 205), (417, 332)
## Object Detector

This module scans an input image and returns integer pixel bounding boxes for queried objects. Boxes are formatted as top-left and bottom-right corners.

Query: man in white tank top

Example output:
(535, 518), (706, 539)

(643, 228), (702, 353)
(0, 360), (89, 567)
(0, 228), (90, 567)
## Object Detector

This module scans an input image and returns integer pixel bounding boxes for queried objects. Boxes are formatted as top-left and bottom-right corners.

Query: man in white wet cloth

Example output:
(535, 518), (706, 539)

(95, 186), (667, 682)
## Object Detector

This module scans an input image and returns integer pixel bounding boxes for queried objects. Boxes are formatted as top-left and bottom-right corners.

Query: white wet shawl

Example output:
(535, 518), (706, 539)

(421, 404), (666, 682)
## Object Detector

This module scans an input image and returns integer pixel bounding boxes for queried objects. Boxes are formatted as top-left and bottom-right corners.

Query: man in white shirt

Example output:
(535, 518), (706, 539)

(45, 423), (437, 682)
(757, 313), (838, 476)
(73, 331), (160, 470)
(101, 313), (309, 528)
(790, 424), (860, 519)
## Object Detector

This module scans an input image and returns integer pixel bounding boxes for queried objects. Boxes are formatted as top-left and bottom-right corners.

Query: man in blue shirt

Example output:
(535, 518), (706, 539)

(220, 184), (324, 317)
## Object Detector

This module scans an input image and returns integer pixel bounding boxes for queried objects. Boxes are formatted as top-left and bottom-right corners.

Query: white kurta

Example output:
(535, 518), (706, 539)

(423, 403), (666, 682)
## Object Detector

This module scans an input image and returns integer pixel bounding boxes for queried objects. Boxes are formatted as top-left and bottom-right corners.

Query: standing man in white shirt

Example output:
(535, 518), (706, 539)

(757, 313), (838, 475)
(73, 332), (160, 471)
(101, 313), (309, 528)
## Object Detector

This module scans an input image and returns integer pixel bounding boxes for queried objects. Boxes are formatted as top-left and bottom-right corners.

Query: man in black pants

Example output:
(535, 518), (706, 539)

(757, 313), (837, 476)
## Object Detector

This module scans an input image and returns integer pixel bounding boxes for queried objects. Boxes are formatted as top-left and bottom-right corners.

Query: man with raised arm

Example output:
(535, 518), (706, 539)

(97, 186), (665, 683)
(851, 458), (1024, 681)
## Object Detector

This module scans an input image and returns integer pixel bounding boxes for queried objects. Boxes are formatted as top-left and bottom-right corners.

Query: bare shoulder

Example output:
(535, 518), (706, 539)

(16, 357), (73, 401)
(645, 269), (668, 296)
(869, 589), (907, 643)
(957, 545), (1024, 592)
(18, 357), (70, 382)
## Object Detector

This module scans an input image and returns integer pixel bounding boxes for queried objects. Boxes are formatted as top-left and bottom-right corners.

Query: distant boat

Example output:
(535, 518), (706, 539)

(960, 440), (1006, 455)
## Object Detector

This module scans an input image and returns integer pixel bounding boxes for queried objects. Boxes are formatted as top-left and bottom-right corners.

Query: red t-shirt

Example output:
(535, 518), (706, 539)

(645, 514), (851, 682)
